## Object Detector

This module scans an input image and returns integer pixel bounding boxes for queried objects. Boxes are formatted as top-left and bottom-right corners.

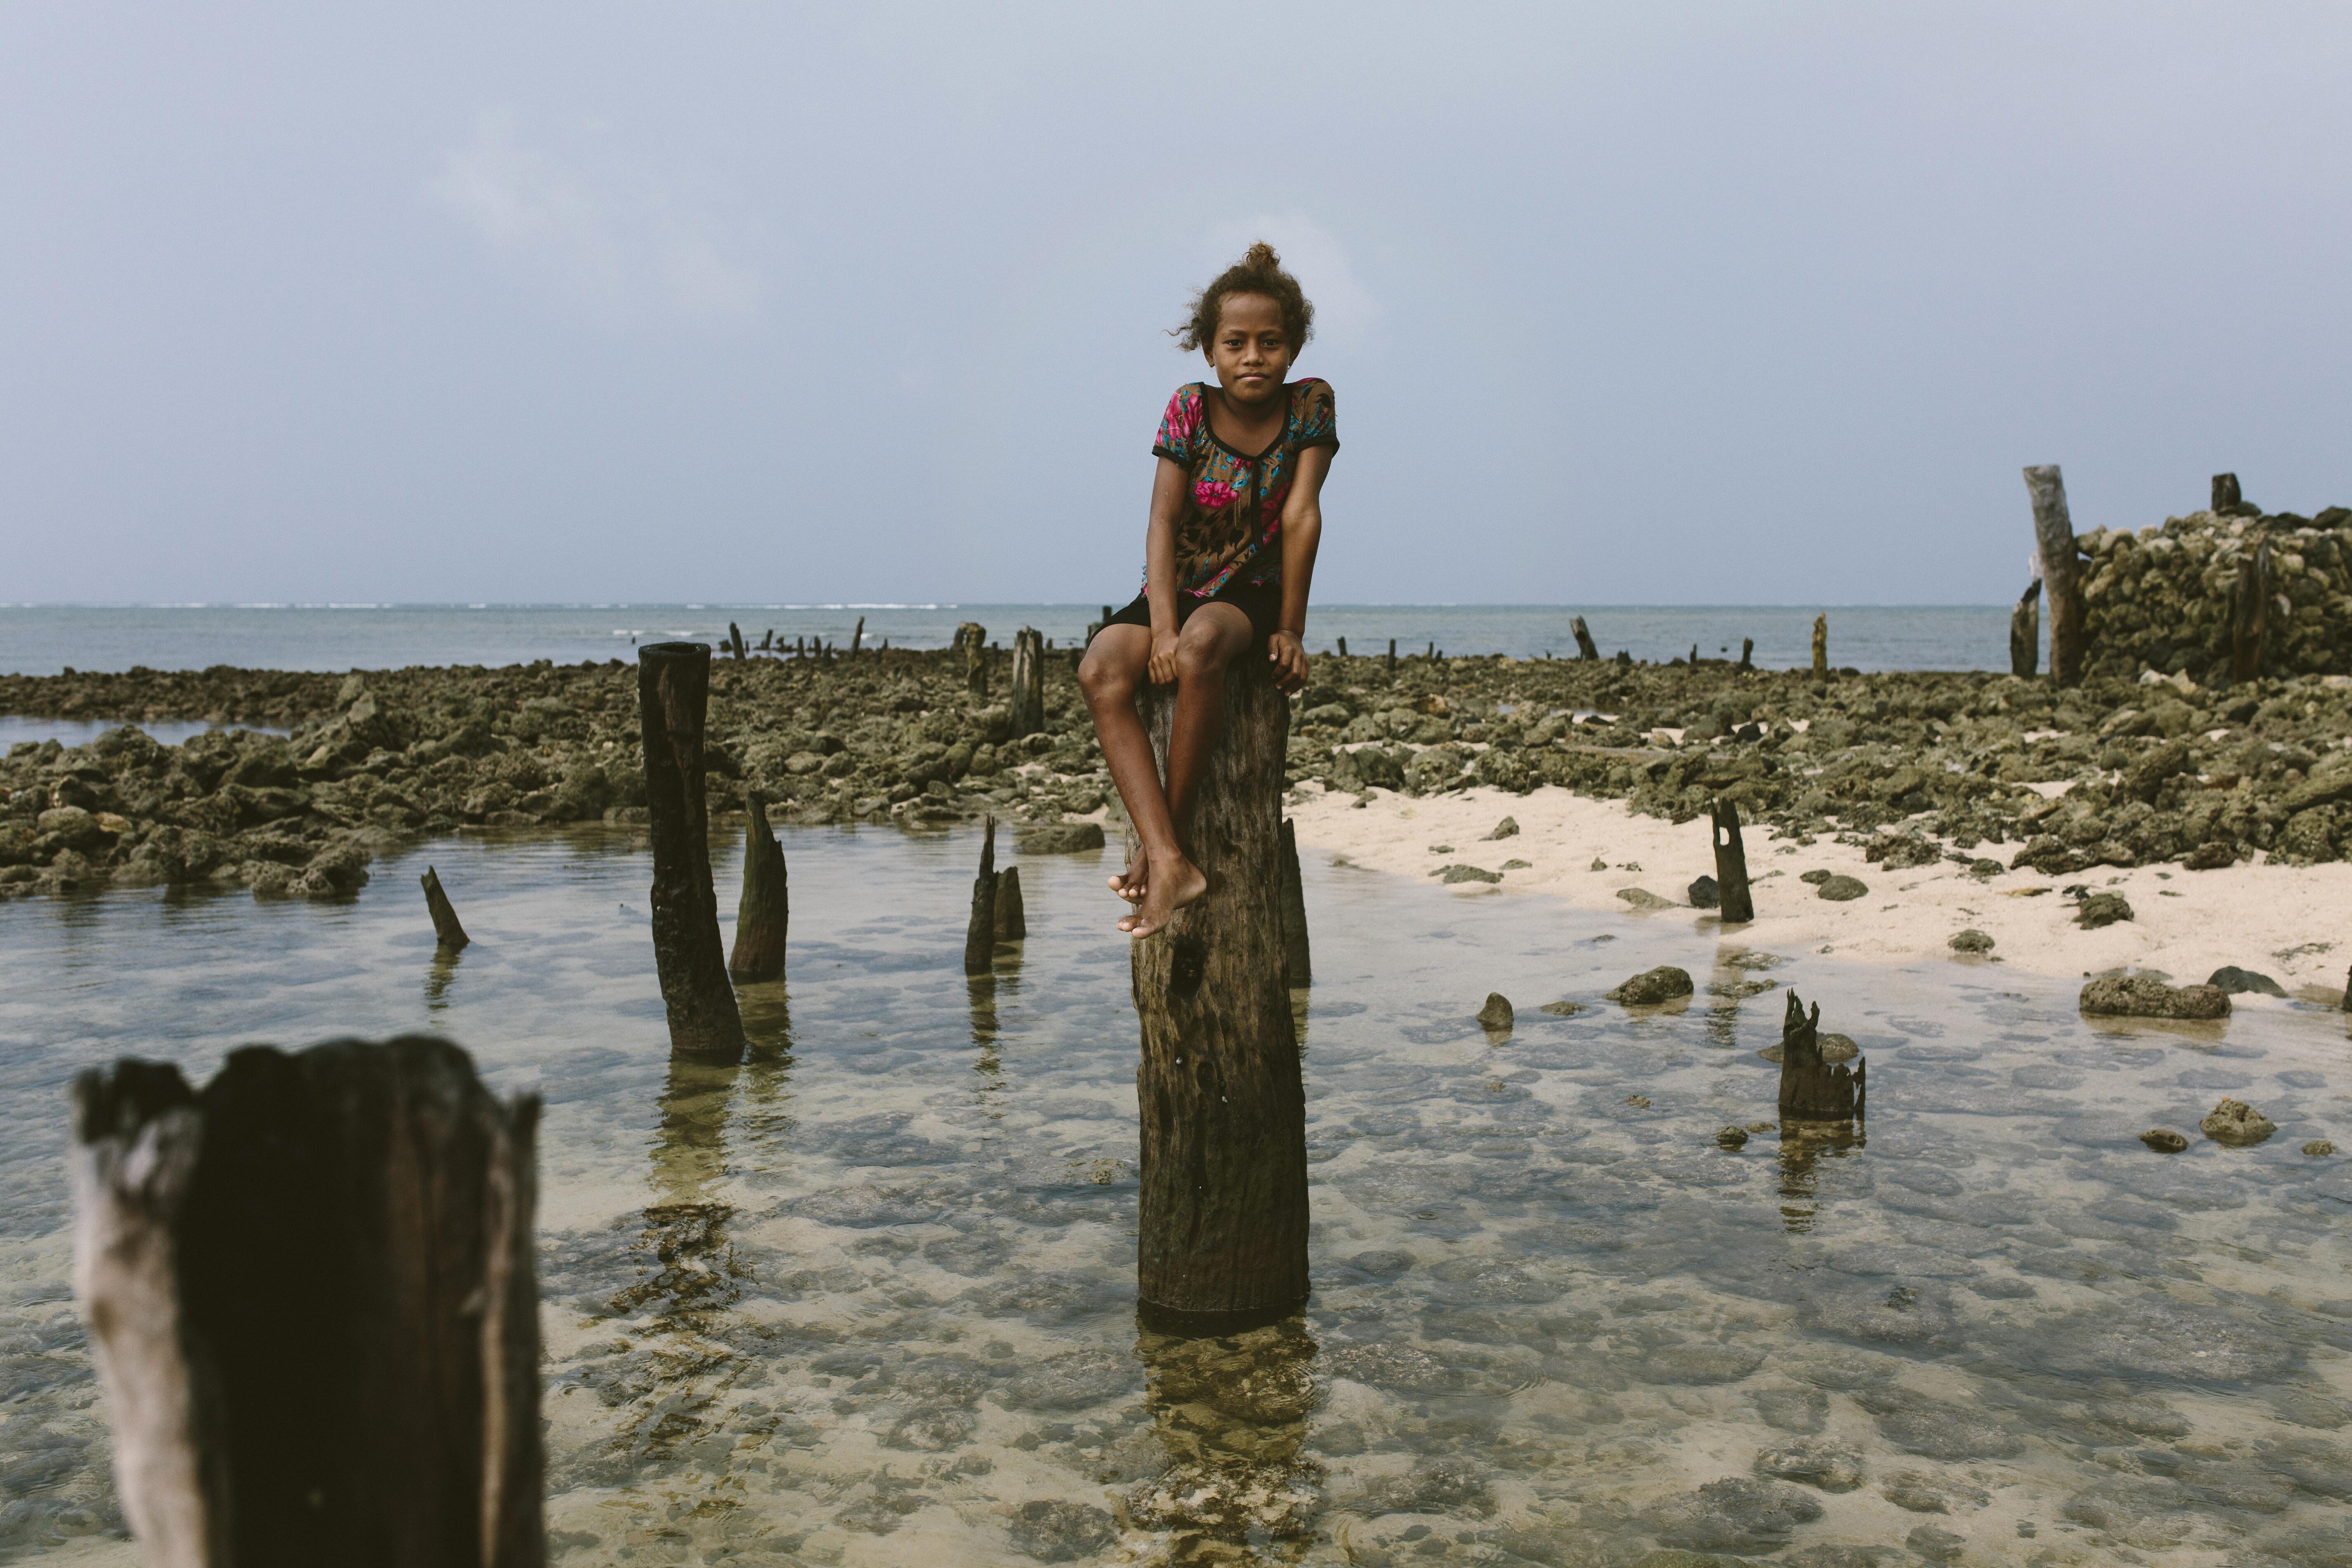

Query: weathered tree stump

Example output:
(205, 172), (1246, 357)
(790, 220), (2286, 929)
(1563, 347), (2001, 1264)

(1776, 991), (1864, 1120)
(2213, 471), (2242, 511)
(1278, 817), (1311, 987)
(2232, 538), (2272, 682)
(1132, 659), (1308, 1324)
(1738, 637), (1755, 673)
(71, 1037), (543, 1568)
(727, 791), (789, 983)
(2010, 579), (2042, 678)
(2024, 465), (2085, 687)
(964, 817), (999, 976)
(727, 622), (746, 661)
(638, 642), (746, 1062)
(1009, 627), (1046, 738)
(1337, 636), (1348, 656)
(1709, 797), (1754, 924)
(1811, 615), (1828, 678)
(1571, 616), (1600, 661)
(420, 866), (469, 952)
(954, 622), (988, 698)
(993, 864), (1026, 942)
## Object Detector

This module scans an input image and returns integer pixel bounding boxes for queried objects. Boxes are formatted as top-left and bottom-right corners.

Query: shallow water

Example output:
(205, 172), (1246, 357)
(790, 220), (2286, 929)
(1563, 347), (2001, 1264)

(3, 826), (2350, 1565)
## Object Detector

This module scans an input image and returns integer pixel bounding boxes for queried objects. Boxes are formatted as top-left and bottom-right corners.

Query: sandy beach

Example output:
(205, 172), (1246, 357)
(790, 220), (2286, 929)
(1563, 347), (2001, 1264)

(1288, 778), (2352, 999)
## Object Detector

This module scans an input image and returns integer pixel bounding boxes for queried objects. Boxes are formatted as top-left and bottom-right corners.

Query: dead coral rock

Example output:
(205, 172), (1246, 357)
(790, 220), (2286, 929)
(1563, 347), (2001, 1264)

(2201, 1098), (2276, 1147)
(2184, 841), (2239, 870)
(2079, 975), (2230, 1020)
(1615, 886), (1675, 909)
(1948, 929), (1995, 953)
(2074, 891), (2134, 928)
(1476, 993), (1514, 1032)
(2206, 965), (2287, 997)
(2302, 1139), (2336, 1157)
(2139, 1129), (2189, 1153)
(1815, 874), (1869, 902)
(1606, 966), (1694, 1006)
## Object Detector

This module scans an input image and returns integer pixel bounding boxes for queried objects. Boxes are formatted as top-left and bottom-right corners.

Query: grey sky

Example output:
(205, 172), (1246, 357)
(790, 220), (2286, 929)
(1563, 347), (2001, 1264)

(5, 3), (2348, 606)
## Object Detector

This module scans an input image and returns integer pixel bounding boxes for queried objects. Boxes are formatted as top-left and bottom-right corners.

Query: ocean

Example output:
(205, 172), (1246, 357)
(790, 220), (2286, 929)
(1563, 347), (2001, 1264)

(0, 602), (2014, 680)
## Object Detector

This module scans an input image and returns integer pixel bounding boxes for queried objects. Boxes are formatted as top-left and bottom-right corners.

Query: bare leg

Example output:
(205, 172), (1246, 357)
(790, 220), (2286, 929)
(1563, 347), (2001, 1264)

(1079, 627), (1177, 921)
(1118, 605), (1251, 935)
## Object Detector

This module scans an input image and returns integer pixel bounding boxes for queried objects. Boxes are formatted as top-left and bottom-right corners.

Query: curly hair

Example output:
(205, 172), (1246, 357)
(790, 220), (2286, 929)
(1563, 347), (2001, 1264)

(1174, 241), (1315, 355)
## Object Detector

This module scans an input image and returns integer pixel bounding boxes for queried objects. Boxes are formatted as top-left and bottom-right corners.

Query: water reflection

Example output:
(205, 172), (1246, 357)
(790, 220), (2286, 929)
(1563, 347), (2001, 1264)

(1773, 1120), (1865, 1233)
(423, 945), (462, 1013)
(1126, 1316), (1324, 1563)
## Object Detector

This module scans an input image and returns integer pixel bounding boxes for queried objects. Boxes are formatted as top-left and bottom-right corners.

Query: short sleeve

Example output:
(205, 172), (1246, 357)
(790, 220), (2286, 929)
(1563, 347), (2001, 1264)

(1152, 384), (1202, 464)
(1293, 378), (1338, 453)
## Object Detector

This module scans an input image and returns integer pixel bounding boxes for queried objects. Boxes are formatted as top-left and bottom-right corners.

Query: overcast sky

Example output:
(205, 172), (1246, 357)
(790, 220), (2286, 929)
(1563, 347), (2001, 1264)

(5, 3), (2348, 606)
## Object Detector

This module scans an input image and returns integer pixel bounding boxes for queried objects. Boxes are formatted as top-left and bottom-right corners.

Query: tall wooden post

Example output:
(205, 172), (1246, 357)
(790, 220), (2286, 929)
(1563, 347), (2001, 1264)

(2009, 580), (2041, 678)
(1277, 818), (1311, 987)
(1571, 617), (1600, 661)
(420, 866), (469, 952)
(2024, 465), (2085, 687)
(1009, 627), (1046, 738)
(1386, 639), (1397, 675)
(2231, 538), (2272, 682)
(71, 1037), (543, 1568)
(727, 791), (788, 983)
(1131, 660), (1308, 1325)
(964, 817), (999, 975)
(1709, 797), (1754, 923)
(638, 643), (746, 1062)
(1811, 616), (1828, 678)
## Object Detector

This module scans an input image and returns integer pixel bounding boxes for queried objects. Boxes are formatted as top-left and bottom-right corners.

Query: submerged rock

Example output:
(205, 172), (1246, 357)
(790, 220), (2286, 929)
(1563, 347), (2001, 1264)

(2208, 964), (2288, 996)
(1476, 992), (1514, 1032)
(2140, 1129), (2190, 1153)
(2305, 1139), (2337, 1157)
(1753, 1439), (1864, 1492)
(2201, 1098), (2278, 1146)
(1716, 1125), (1750, 1150)
(1606, 966), (1694, 1005)
(1007, 1500), (1117, 1563)
(1881, 1470), (1991, 1515)
(1639, 1476), (1823, 1554)
(2079, 975), (2231, 1019)
(1015, 822), (1105, 853)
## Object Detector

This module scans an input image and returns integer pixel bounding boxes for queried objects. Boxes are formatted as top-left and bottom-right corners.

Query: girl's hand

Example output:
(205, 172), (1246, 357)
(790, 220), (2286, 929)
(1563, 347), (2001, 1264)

(1147, 629), (1180, 686)
(1268, 631), (1308, 693)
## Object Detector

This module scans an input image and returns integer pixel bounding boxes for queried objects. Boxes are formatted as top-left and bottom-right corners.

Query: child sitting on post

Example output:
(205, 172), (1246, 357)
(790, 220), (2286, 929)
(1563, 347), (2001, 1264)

(1079, 243), (1338, 937)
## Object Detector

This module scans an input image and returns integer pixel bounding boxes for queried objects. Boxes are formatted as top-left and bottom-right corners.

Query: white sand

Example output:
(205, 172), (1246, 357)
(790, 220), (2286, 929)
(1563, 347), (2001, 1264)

(1287, 781), (2352, 997)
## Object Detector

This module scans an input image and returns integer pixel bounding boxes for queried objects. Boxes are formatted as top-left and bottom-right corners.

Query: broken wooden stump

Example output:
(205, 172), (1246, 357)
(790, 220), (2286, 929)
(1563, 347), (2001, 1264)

(964, 817), (999, 975)
(1709, 797), (1754, 924)
(727, 621), (746, 660)
(420, 865), (470, 952)
(1336, 636), (1348, 656)
(726, 791), (789, 983)
(1811, 614), (1828, 678)
(1278, 817), (1311, 987)
(2232, 537), (2272, 681)
(2010, 579), (2042, 678)
(1738, 637), (1754, 673)
(71, 1036), (543, 1568)
(2213, 471), (2243, 511)
(1570, 616), (1600, 661)
(1009, 627), (1046, 738)
(993, 863), (1026, 942)
(2024, 465), (2085, 687)
(954, 621), (989, 698)
(851, 615), (865, 656)
(1132, 658), (1308, 1325)
(1776, 990), (1865, 1121)
(638, 642), (746, 1062)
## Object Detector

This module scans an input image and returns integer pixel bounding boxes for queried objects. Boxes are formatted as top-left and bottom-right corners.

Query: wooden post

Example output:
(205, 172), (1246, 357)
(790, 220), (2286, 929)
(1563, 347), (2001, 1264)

(2231, 538), (2271, 682)
(1131, 659), (1308, 1324)
(727, 791), (788, 983)
(993, 864), (1026, 942)
(1709, 797), (1754, 923)
(420, 866), (470, 952)
(727, 622), (746, 660)
(1009, 628), (1046, 738)
(955, 622), (989, 699)
(1738, 637), (1755, 673)
(2213, 472), (2242, 511)
(1277, 817), (1311, 987)
(1776, 991), (1864, 1120)
(1810, 615), (1828, 678)
(757, 628), (772, 652)
(2009, 580), (2041, 678)
(1386, 639), (1396, 675)
(964, 817), (998, 975)
(2024, 465), (2085, 687)
(638, 642), (747, 1062)
(850, 615), (865, 656)
(71, 1037), (543, 1568)
(1336, 636), (1348, 657)
(1571, 616), (1600, 661)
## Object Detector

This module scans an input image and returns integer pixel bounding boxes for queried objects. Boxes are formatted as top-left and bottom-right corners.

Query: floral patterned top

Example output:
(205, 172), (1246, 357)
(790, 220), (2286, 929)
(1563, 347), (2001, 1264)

(1148, 378), (1338, 597)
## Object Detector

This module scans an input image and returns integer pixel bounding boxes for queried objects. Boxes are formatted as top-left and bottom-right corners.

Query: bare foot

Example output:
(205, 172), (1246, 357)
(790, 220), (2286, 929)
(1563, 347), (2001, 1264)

(1108, 843), (1149, 906)
(1120, 853), (1207, 937)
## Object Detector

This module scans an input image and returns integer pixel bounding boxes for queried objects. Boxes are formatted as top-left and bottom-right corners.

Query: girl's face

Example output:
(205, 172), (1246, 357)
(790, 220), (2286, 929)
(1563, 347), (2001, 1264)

(1206, 292), (1294, 407)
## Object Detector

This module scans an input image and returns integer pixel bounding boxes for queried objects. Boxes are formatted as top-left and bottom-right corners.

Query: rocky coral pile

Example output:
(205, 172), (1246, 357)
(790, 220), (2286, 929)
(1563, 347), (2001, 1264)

(2077, 501), (2352, 681)
(12, 619), (2352, 899)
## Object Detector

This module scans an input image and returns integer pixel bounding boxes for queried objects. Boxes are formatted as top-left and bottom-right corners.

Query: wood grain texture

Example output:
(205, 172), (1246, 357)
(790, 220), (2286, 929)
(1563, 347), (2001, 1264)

(727, 792), (789, 983)
(71, 1037), (543, 1568)
(1131, 659), (1309, 1323)
(1775, 991), (1865, 1122)
(2024, 465), (2085, 688)
(638, 642), (746, 1061)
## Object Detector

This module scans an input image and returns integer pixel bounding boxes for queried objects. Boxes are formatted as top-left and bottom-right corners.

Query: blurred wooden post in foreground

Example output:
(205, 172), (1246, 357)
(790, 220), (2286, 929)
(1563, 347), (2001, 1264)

(420, 866), (469, 952)
(1708, 797), (1754, 924)
(71, 1037), (542, 1568)
(2023, 465), (2085, 687)
(2009, 581), (2041, 678)
(1570, 617), (1600, 661)
(727, 791), (789, 983)
(1132, 660), (1308, 1325)
(1777, 991), (1865, 1121)
(638, 642), (747, 1062)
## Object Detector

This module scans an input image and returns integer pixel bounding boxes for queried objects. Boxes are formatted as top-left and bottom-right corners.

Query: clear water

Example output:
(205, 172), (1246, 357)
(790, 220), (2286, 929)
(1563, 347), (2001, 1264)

(0, 603), (2014, 678)
(3, 827), (2349, 1565)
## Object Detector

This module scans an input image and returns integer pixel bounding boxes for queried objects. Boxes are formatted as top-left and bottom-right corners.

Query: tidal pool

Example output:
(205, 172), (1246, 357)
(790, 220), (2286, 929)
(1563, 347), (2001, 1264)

(2, 823), (2350, 1566)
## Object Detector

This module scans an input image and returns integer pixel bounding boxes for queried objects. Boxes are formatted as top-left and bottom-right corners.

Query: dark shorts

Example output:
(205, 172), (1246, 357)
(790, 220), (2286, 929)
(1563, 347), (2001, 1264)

(1097, 580), (1283, 651)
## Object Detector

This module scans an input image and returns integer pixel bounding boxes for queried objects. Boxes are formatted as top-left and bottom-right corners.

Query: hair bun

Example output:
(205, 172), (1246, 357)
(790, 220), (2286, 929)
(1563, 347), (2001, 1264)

(1172, 241), (1315, 355)
(1242, 241), (1282, 270)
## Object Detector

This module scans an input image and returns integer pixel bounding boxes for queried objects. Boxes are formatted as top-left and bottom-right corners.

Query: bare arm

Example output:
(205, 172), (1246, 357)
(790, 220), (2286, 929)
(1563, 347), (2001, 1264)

(1144, 456), (1185, 684)
(1266, 444), (1332, 691)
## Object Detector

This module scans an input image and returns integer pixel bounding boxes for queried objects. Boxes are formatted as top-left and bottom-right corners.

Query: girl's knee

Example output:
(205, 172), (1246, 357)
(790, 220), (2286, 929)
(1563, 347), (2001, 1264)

(1173, 632), (1235, 680)
(1079, 646), (1133, 702)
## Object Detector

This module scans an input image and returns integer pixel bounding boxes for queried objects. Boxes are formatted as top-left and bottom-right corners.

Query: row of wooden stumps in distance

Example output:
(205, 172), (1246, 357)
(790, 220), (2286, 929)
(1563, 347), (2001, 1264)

(66, 642), (784, 1567)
